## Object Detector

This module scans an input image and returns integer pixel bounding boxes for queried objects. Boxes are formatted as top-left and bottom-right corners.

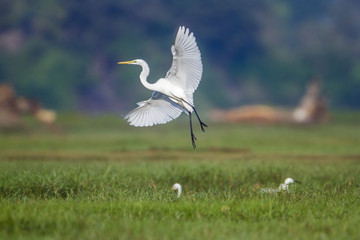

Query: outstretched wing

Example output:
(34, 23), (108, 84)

(124, 92), (183, 127)
(165, 26), (203, 94)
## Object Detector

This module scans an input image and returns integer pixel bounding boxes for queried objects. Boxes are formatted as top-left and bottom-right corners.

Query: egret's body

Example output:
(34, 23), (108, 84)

(261, 178), (301, 193)
(172, 183), (182, 198)
(118, 26), (207, 148)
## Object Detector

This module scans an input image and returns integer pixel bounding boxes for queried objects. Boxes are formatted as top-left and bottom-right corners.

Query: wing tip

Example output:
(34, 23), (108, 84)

(178, 26), (192, 36)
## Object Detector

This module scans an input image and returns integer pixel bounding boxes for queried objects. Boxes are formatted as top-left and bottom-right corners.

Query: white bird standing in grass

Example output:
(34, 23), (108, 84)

(172, 183), (182, 198)
(261, 178), (301, 193)
(118, 26), (207, 149)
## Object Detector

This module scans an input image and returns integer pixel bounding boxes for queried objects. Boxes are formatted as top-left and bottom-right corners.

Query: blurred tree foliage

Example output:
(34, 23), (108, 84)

(0, 0), (359, 111)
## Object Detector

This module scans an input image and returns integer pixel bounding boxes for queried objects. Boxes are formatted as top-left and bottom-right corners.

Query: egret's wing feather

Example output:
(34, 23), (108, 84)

(124, 92), (183, 127)
(165, 26), (203, 94)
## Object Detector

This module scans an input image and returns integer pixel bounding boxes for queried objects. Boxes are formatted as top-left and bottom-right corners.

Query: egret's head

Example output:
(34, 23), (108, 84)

(284, 178), (301, 185)
(117, 59), (143, 65)
(172, 183), (181, 191)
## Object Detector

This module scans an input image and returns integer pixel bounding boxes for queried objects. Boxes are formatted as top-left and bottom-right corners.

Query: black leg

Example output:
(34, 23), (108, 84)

(189, 112), (197, 149)
(192, 107), (208, 132)
(170, 93), (208, 136)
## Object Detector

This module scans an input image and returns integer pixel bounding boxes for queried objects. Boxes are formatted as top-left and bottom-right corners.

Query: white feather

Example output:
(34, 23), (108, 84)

(124, 92), (183, 127)
(165, 26), (203, 95)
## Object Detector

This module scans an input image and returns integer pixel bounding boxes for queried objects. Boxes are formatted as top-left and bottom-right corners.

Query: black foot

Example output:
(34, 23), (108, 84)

(191, 133), (197, 149)
(200, 122), (208, 132)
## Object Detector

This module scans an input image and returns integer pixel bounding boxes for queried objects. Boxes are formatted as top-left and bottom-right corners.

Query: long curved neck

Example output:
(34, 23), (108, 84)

(176, 187), (182, 198)
(138, 60), (156, 91)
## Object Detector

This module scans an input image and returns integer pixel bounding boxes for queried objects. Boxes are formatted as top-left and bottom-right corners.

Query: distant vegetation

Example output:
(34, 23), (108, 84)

(1, 0), (359, 111)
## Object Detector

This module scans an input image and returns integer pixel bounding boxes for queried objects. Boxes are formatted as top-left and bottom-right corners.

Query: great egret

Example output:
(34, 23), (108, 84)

(172, 183), (182, 198)
(261, 178), (301, 193)
(118, 26), (207, 149)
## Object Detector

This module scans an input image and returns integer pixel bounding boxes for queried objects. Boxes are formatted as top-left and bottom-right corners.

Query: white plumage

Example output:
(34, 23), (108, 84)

(118, 26), (207, 149)
(172, 183), (182, 198)
(166, 26), (203, 96)
(260, 178), (301, 193)
(125, 92), (183, 127)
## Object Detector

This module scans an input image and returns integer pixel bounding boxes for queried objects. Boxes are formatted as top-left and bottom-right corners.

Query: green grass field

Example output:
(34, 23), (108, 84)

(1, 113), (360, 239)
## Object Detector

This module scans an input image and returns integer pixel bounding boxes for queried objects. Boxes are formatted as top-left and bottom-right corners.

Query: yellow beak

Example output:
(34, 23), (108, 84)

(117, 61), (135, 64)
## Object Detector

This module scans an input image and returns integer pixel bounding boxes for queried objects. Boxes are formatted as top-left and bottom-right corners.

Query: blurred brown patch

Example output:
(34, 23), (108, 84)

(211, 79), (328, 124)
(292, 80), (328, 123)
(211, 105), (291, 124)
(0, 83), (59, 132)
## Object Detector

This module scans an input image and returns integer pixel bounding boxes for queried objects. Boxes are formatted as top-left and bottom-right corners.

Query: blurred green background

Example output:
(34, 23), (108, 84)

(1, 0), (359, 112)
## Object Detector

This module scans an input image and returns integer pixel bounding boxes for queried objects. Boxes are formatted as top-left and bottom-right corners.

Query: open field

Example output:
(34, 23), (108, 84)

(1, 113), (360, 239)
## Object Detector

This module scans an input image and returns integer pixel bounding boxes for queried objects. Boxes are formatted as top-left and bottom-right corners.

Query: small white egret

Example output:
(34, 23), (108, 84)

(171, 183), (182, 198)
(118, 26), (207, 149)
(261, 177), (301, 193)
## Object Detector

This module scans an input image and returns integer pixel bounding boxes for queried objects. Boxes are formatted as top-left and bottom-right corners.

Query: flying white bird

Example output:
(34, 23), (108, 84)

(172, 183), (182, 198)
(261, 178), (301, 193)
(118, 26), (207, 149)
